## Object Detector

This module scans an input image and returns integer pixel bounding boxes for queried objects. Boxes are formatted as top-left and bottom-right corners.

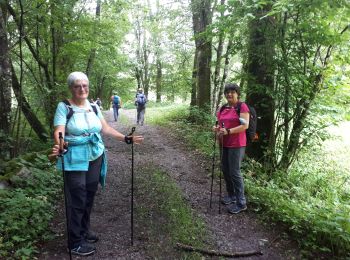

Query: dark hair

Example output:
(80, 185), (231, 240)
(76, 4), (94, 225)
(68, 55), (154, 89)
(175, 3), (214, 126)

(224, 83), (240, 97)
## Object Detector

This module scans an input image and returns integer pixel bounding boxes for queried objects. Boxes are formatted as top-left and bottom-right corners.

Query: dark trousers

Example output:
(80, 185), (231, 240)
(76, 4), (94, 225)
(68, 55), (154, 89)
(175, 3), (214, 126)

(113, 104), (120, 121)
(64, 155), (102, 248)
(137, 106), (145, 125)
(222, 147), (246, 206)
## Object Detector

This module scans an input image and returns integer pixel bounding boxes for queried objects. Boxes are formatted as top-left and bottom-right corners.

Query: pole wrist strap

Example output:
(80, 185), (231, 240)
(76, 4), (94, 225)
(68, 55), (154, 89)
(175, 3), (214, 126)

(124, 135), (133, 144)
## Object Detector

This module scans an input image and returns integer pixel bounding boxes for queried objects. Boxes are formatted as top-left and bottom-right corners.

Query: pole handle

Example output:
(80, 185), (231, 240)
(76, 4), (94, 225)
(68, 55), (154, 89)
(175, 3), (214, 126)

(129, 127), (136, 136)
(58, 132), (68, 155)
(58, 132), (64, 155)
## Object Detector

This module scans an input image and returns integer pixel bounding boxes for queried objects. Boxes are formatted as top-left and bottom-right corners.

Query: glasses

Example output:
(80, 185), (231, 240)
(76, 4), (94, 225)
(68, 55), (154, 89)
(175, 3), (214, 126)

(72, 84), (89, 90)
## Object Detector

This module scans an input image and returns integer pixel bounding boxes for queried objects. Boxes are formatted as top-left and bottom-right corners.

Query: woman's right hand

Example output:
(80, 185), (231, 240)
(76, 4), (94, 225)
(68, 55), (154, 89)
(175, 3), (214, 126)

(131, 135), (144, 144)
(48, 142), (68, 162)
(212, 126), (220, 133)
(48, 144), (60, 162)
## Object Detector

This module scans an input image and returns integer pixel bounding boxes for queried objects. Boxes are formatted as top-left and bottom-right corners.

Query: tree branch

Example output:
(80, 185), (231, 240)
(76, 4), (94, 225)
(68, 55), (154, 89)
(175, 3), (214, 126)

(176, 242), (263, 258)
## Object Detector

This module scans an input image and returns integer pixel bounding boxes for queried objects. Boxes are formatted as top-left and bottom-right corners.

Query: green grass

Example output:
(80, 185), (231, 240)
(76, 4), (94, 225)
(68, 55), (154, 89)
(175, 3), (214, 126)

(146, 104), (216, 155)
(135, 166), (208, 259)
(146, 104), (350, 258)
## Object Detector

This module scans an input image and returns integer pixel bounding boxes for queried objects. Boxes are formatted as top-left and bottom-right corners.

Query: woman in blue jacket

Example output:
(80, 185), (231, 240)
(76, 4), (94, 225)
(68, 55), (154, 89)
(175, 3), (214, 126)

(49, 72), (143, 256)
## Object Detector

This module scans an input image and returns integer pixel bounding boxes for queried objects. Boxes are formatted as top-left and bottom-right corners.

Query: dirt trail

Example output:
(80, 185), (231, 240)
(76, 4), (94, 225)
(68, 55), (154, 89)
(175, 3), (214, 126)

(38, 108), (300, 259)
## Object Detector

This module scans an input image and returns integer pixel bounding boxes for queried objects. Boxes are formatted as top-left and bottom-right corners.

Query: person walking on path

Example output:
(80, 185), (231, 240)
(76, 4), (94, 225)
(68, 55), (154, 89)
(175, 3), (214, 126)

(49, 72), (143, 256)
(213, 83), (249, 214)
(111, 92), (122, 121)
(135, 88), (147, 126)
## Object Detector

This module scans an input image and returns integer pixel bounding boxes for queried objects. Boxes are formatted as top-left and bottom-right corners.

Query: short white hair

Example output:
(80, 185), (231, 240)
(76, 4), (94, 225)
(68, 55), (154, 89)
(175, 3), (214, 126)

(67, 72), (89, 87)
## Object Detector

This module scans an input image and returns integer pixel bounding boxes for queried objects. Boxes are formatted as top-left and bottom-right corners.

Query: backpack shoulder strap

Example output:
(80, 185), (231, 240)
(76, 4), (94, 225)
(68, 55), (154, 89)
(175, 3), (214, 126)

(62, 99), (74, 121)
(219, 103), (228, 114)
(235, 102), (243, 115)
(91, 103), (98, 115)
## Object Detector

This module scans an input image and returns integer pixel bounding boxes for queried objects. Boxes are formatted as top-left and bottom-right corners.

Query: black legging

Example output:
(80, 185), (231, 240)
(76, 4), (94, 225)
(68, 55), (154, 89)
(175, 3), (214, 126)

(64, 155), (102, 248)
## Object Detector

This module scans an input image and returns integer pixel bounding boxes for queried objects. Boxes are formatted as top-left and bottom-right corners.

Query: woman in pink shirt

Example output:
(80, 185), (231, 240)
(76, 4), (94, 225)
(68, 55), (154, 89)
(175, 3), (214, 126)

(214, 83), (250, 214)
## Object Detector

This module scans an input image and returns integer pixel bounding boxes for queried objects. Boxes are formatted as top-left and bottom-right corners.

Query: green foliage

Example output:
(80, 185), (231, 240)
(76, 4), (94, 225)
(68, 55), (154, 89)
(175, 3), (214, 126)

(245, 164), (350, 256)
(0, 152), (61, 259)
(147, 105), (215, 155)
(0, 130), (13, 162)
(149, 104), (350, 257)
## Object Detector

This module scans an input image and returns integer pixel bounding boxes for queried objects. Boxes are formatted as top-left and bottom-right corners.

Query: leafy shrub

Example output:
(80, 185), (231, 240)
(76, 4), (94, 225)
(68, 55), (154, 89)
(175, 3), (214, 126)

(0, 152), (61, 259)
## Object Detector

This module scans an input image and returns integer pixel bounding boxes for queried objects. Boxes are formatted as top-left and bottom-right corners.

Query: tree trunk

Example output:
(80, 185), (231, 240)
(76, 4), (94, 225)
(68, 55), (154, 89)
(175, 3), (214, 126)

(216, 38), (232, 112)
(211, 0), (225, 113)
(0, 1), (12, 159)
(135, 67), (141, 89)
(156, 58), (162, 102)
(86, 0), (101, 77)
(11, 63), (48, 142)
(191, 0), (212, 111)
(245, 6), (276, 166)
(142, 34), (150, 96)
(190, 49), (198, 107)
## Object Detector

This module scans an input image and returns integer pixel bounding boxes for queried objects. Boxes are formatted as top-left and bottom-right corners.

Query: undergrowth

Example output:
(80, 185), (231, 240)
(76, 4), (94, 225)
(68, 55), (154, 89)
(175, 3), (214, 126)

(147, 104), (216, 155)
(147, 104), (350, 258)
(0, 151), (61, 259)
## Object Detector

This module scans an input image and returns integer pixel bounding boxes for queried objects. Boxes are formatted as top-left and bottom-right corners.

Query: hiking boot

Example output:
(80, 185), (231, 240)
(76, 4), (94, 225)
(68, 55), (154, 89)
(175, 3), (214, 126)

(228, 203), (247, 214)
(221, 195), (236, 205)
(69, 243), (95, 256)
(84, 231), (99, 243)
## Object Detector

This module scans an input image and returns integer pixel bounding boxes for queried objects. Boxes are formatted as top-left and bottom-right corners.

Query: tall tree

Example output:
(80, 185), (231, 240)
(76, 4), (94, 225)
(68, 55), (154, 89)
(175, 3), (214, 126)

(191, 0), (212, 111)
(244, 4), (276, 165)
(0, 1), (12, 159)
(211, 0), (225, 112)
(271, 1), (350, 170)
(216, 38), (233, 112)
(86, 0), (101, 77)
(239, 0), (350, 171)
(133, 9), (151, 96)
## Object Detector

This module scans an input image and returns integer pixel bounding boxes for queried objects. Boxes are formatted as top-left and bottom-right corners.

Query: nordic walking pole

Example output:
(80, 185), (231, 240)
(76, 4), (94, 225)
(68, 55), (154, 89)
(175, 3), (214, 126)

(209, 121), (218, 209)
(219, 123), (225, 214)
(129, 126), (136, 246)
(58, 132), (72, 260)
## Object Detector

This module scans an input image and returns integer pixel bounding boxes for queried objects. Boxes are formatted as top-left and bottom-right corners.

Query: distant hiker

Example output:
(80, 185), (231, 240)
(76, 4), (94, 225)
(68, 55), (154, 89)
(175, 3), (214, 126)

(95, 97), (102, 109)
(90, 98), (95, 104)
(135, 88), (147, 126)
(213, 83), (249, 214)
(49, 72), (144, 256)
(111, 92), (122, 122)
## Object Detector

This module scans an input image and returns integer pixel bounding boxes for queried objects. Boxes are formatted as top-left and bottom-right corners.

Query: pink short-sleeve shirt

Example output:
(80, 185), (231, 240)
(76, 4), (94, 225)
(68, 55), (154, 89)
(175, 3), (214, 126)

(217, 102), (249, 148)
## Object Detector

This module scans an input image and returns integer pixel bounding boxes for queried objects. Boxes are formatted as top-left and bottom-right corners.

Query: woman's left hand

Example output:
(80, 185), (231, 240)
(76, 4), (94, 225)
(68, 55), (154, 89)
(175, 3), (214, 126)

(131, 135), (144, 144)
(219, 128), (228, 136)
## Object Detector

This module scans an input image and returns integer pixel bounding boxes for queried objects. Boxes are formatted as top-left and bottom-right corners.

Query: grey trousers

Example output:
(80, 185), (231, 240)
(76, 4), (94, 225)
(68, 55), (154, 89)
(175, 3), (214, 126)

(64, 155), (102, 248)
(137, 106), (145, 125)
(222, 147), (246, 206)
(112, 105), (120, 121)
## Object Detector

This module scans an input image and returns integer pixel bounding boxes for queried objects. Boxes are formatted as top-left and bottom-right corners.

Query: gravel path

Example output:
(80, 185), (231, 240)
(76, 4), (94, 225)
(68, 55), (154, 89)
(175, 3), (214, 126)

(38, 108), (301, 259)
